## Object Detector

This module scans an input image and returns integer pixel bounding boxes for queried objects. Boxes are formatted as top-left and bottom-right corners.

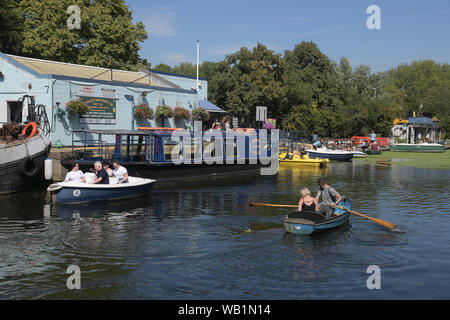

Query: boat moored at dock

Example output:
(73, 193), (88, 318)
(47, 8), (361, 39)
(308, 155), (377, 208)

(60, 128), (277, 182)
(389, 142), (445, 153)
(279, 152), (329, 167)
(306, 147), (354, 161)
(0, 124), (51, 195)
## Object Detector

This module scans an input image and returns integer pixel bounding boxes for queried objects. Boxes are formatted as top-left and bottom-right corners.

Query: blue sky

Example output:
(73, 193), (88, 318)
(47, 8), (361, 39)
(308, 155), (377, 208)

(128, 0), (450, 72)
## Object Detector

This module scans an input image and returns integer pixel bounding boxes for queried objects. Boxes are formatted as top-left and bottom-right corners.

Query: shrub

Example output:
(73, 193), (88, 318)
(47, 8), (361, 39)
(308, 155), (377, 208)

(155, 105), (174, 120)
(173, 107), (191, 120)
(66, 99), (89, 115)
(134, 104), (155, 120)
(192, 107), (210, 122)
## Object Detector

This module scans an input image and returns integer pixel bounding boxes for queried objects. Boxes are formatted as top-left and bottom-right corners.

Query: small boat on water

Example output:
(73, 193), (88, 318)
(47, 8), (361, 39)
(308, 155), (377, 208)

(47, 174), (156, 204)
(365, 149), (382, 155)
(306, 147), (354, 161)
(283, 199), (352, 235)
(351, 151), (366, 158)
(279, 153), (329, 167)
(389, 143), (445, 153)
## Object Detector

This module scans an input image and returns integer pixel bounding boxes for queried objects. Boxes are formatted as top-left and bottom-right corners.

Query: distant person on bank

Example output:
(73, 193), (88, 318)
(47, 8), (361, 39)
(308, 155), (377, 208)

(113, 160), (128, 184)
(315, 177), (342, 219)
(64, 163), (85, 183)
(370, 130), (376, 145)
(92, 161), (109, 184)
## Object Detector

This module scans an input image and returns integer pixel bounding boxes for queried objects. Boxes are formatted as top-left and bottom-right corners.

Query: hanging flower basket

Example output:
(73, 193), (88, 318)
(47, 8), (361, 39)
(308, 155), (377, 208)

(66, 99), (89, 116)
(173, 107), (191, 120)
(155, 105), (174, 120)
(134, 104), (155, 120)
(192, 107), (210, 122)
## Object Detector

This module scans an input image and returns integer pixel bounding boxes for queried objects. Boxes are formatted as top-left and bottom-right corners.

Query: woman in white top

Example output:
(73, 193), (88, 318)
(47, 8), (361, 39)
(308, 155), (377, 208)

(64, 163), (85, 183)
(112, 160), (128, 183)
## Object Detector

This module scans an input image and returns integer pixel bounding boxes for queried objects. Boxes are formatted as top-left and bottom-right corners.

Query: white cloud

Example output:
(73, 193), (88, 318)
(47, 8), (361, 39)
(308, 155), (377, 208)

(144, 7), (176, 37)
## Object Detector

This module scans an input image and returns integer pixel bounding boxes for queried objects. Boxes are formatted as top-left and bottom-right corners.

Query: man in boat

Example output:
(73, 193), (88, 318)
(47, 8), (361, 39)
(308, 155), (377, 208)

(313, 140), (322, 150)
(315, 177), (342, 219)
(92, 161), (110, 184)
(64, 163), (85, 183)
(112, 160), (129, 184)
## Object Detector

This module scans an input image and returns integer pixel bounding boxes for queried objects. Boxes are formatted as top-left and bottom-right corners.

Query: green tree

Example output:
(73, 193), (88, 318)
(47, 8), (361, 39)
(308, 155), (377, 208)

(208, 43), (283, 121)
(153, 63), (173, 73)
(0, 0), (23, 55)
(17, 0), (147, 70)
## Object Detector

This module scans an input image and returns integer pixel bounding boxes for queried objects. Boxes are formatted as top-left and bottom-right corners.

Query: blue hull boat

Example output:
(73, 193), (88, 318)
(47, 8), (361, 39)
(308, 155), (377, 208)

(47, 176), (156, 204)
(283, 199), (352, 235)
(306, 148), (354, 161)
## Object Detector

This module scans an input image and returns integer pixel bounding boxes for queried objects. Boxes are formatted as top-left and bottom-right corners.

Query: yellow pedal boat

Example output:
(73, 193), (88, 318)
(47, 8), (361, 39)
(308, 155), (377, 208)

(279, 153), (330, 167)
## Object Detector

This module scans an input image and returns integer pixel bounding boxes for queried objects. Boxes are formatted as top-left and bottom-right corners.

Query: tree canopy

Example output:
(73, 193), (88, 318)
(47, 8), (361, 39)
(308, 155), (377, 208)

(3, 0), (147, 70)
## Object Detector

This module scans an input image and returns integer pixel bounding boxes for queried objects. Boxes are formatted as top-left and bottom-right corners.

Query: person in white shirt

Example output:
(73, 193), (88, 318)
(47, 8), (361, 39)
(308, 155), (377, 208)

(104, 163), (114, 177)
(64, 163), (85, 183)
(112, 160), (128, 184)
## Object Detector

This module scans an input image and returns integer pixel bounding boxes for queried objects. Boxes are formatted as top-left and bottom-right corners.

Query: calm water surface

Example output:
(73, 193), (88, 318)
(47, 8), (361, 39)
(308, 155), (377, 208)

(0, 160), (449, 299)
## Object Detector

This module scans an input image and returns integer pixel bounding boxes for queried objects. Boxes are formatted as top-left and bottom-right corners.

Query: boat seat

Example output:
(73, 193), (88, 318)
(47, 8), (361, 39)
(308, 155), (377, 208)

(287, 211), (326, 222)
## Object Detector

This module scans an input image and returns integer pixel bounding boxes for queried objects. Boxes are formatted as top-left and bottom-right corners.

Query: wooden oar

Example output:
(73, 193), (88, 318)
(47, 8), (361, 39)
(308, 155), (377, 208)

(250, 203), (297, 208)
(250, 202), (397, 230)
(333, 204), (396, 230)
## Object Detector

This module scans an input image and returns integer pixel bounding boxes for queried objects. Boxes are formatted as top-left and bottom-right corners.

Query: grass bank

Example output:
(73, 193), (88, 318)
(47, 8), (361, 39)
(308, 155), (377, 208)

(353, 150), (450, 170)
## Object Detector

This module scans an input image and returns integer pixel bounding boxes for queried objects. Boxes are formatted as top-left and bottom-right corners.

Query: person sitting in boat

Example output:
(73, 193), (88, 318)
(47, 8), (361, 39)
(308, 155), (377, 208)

(300, 147), (307, 159)
(92, 161), (109, 184)
(315, 177), (342, 219)
(298, 188), (319, 212)
(112, 160), (129, 184)
(371, 143), (379, 151)
(313, 140), (321, 150)
(104, 163), (114, 177)
(361, 141), (368, 151)
(292, 149), (300, 156)
(64, 163), (85, 183)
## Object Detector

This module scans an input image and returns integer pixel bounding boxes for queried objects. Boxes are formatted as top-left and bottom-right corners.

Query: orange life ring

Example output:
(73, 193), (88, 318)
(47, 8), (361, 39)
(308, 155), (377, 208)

(22, 122), (37, 139)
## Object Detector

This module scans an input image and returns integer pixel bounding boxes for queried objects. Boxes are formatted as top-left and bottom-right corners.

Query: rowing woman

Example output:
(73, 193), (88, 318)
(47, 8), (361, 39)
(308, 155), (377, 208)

(315, 177), (342, 219)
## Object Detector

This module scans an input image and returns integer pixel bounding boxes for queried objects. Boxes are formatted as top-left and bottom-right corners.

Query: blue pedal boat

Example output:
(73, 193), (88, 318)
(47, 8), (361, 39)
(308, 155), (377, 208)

(47, 176), (156, 204)
(283, 199), (352, 235)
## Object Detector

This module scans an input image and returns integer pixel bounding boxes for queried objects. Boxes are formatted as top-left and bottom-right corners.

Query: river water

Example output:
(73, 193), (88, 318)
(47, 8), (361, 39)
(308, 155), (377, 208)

(1, 159), (449, 299)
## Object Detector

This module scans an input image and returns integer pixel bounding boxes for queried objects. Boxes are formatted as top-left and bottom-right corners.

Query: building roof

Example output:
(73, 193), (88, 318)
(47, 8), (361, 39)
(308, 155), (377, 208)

(198, 100), (226, 113)
(5, 54), (168, 87)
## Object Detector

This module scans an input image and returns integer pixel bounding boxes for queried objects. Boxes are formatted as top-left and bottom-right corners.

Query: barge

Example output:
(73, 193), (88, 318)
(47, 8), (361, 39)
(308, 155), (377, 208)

(60, 128), (277, 182)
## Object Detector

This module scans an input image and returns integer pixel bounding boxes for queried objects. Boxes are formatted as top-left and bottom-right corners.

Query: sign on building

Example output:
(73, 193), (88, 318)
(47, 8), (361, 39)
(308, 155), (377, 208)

(78, 86), (95, 97)
(79, 97), (116, 124)
(232, 117), (239, 128)
(256, 106), (267, 122)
